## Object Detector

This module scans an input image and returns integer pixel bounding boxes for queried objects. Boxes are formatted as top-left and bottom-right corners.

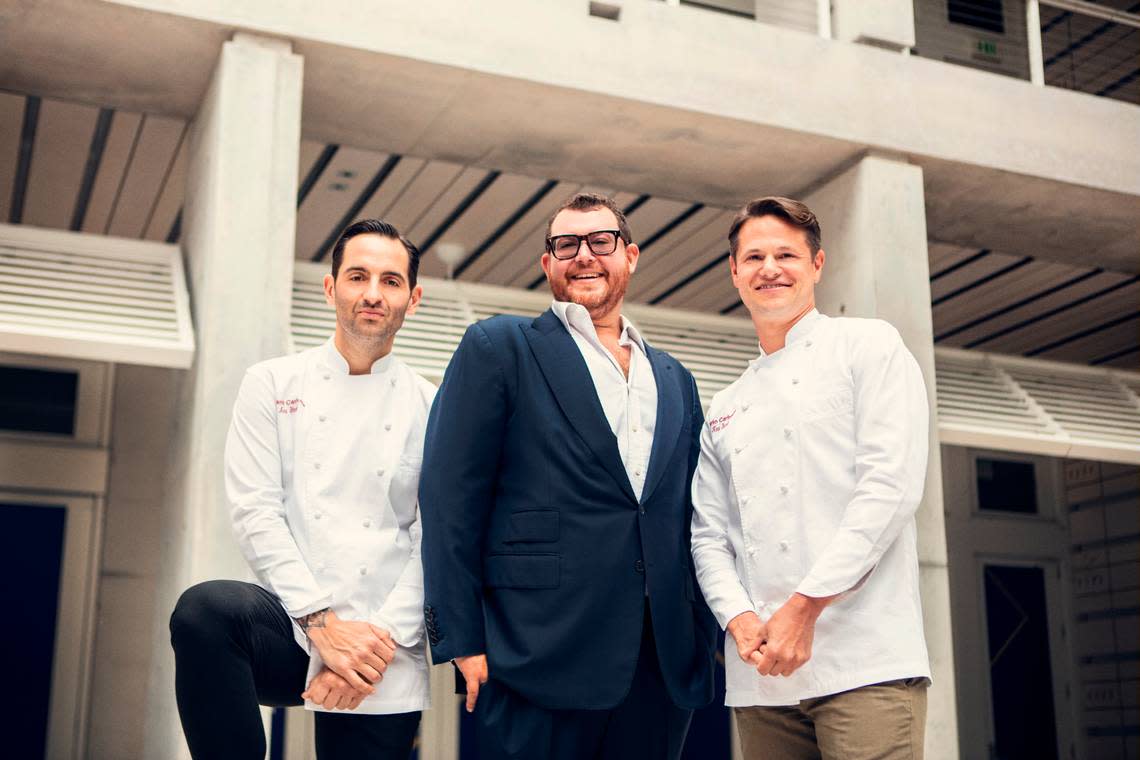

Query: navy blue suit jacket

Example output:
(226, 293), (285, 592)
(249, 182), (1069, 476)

(419, 309), (717, 711)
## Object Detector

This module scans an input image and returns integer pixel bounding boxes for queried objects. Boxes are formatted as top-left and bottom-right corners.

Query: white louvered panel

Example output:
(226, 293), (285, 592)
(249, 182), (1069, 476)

(1001, 362), (1140, 463)
(932, 347), (1069, 456)
(0, 223), (194, 367)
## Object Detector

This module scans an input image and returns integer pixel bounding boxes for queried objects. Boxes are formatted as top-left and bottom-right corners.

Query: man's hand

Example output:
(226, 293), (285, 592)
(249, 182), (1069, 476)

(302, 666), (365, 711)
(454, 654), (488, 713)
(754, 593), (834, 677)
(726, 611), (767, 665)
(302, 610), (397, 694)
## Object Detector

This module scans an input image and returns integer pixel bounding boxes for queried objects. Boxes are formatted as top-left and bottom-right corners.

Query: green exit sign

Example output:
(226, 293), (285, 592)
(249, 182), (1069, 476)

(976, 39), (999, 56)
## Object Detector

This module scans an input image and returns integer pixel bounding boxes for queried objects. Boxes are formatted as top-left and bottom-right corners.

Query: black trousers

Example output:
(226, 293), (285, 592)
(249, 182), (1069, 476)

(169, 580), (420, 760)
(473, 601), (693, 760)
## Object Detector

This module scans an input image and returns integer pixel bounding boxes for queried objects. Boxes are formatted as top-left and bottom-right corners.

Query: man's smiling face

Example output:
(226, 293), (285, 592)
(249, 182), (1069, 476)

(730, 214), (824, 322)
(541, 206), (639, 321)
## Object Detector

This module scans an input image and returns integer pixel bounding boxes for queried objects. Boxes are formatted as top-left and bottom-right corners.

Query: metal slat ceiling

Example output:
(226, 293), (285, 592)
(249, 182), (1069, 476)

(2, 91), (1136, 370)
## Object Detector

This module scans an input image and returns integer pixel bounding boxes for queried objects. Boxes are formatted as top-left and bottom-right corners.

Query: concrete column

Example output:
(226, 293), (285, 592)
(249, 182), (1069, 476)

(830, 0), (915, 50)
(142, 32), (302, 759)
(804, 153), (959, 760)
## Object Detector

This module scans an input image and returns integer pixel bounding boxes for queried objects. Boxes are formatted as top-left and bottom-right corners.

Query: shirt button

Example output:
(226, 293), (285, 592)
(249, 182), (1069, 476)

(784, 428), (792, 438)
(742, 402), (750, 411)
(319, 415), (327, 422)
(779, 540), (789, 552)
(362, 518), (371, 528)
(359, 566), (368, 576)
(779, 485), (789, 495)
(376, 469), (385, 477)
(635, 469), (642, 477)
(313, 462), (321, 471)
(323, 374), (330, 380)
(632, 426), (638, 432)
(747, 547), (757, 556)
(805, 340), (813, 348)
(390, 378), (397, 387)
(791, 378), (799, 385)
(384, 423), (392, 431)
(314, 512), (322, 520)
(734, 446), (743, 454)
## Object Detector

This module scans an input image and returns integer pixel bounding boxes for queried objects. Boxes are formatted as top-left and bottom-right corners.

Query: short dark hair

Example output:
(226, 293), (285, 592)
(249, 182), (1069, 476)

(546, 192), (634, 246)
(329, 219), (422, 287)
(728, 197), (821, 259)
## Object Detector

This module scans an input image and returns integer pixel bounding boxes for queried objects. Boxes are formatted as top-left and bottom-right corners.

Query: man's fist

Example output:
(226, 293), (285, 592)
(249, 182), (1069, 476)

(302, 667), (365, 711)
(305, 611), (397, 694)
(726, 610), (767, 665)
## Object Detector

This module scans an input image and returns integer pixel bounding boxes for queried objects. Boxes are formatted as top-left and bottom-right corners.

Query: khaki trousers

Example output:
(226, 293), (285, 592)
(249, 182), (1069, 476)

(734, 678), (929, 760)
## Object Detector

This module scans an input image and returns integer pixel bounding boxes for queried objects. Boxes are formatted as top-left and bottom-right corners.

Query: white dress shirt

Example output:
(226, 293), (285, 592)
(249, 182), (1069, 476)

(551, 301), (657, 500)
(225, 337), (436, 714)
(691, 310), (932, 706)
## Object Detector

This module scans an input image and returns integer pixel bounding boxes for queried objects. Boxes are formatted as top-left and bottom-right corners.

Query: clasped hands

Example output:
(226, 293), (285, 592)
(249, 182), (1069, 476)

(727, 593), (830, 677)
(300, 610), (397, 710)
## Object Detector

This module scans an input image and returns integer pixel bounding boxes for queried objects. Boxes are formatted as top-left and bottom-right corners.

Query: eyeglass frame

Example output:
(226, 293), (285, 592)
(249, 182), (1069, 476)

(544, 229), (626, 260)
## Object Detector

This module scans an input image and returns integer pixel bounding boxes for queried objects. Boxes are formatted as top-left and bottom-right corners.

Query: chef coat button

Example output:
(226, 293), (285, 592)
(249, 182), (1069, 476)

(805, 340), (813, 348)
(319, 415), (327, 422)
(384, 423), (392, 431)
(742, 402), (750, 411)
(784, 428), (792, 438)
(779, 485), (789, 495)
(791, 378), (799, 385)
(314, 462), (321, 471)
(376, 469), (385, 477)
(363, 518), (371, 528)
(323, 374), (330, 380)
(632, 425), (638, 432)
(734, 446), (743, 454)
(779, 540), (789, 552)
(359, 566), (368, 576)
(747, 547), (756, 556)
(390, 378), (397, 387)
(314, 512), (322, 520)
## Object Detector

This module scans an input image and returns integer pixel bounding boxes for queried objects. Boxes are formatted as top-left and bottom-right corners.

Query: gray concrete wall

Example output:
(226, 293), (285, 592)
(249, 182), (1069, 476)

(86, 364), (181, 759)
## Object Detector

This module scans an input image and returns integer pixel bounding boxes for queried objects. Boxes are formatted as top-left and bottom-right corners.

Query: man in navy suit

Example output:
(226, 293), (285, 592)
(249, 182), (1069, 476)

(420, 192), (717, 759)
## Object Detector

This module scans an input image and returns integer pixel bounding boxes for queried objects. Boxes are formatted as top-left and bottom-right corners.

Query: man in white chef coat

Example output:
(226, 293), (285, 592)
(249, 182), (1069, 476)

(690, 197), (932, 760)
(169, 219), (435, 759)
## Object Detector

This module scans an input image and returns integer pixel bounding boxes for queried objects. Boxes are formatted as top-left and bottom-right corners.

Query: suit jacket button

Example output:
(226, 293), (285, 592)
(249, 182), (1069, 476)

(634, 560), (645, 573)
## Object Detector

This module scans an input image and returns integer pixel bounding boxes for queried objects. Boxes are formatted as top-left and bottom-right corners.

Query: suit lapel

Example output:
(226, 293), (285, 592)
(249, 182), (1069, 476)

(640, 345), (684, 505)
(524, 310), (638, 505)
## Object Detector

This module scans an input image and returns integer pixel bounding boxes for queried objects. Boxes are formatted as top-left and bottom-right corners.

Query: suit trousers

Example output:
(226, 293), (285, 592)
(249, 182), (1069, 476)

(734, 678), (929, 760)
(473, 601), (693, 760)
(169, 580), (420, 760)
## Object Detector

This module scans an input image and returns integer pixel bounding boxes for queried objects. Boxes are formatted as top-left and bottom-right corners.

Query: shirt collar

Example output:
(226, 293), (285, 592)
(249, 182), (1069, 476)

(320, 336), (396, 375)
(550, 301), (646, 352)
(752, 309), (824, 363)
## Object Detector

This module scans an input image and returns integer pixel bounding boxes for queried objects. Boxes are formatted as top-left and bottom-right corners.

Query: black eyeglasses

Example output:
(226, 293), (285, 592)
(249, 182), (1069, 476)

(545, 230), (624, 260)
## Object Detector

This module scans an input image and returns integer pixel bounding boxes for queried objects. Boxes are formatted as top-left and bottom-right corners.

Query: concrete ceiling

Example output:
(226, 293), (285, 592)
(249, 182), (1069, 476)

(1, 91), (1135, 368)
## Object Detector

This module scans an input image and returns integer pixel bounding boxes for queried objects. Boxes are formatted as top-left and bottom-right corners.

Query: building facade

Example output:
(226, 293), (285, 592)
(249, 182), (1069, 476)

(0, 1), (1137, 758)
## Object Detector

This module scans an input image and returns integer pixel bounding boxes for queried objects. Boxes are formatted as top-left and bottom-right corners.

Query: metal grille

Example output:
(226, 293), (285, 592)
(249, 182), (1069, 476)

(0, 223), (193, 367)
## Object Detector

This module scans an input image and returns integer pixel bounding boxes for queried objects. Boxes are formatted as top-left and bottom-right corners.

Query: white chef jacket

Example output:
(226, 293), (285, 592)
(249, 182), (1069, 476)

(690, 310), (932, 706)
(551, 301), (657, 500)
(225, 337), (435, 714)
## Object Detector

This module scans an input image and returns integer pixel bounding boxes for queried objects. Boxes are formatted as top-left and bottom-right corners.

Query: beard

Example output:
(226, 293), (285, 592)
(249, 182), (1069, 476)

(339, 301), (408, 346)
(548, 264), (630, 320)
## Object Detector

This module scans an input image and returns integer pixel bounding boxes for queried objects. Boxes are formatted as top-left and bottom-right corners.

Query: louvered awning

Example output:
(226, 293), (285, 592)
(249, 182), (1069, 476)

(292, 264), (1140, 465)
(0, 223), (194, 367)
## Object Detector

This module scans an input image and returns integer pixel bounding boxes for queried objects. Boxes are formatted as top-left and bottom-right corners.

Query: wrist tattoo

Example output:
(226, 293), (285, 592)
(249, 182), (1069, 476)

(296, 608), (329, 633)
